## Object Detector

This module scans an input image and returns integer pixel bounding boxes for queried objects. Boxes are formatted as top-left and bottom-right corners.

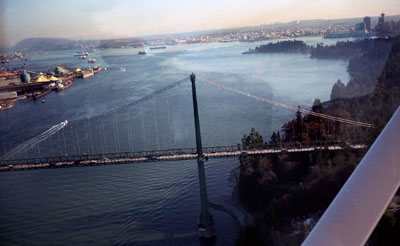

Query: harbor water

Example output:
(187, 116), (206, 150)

(0, 36), (352, 245)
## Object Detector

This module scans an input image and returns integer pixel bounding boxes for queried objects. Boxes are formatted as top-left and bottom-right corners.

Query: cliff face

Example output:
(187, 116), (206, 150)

(330, 78), (377, 100)
(329, 38), (393, 100)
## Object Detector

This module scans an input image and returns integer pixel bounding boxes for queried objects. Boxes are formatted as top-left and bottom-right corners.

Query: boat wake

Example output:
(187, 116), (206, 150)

(4, 121), (68, 160)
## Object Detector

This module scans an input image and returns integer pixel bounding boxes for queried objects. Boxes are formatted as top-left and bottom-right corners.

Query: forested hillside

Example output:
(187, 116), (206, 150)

(236, 36), (400, 246)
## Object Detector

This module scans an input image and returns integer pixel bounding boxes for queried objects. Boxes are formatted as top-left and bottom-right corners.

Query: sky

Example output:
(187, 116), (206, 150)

(1, 0), (399, 44)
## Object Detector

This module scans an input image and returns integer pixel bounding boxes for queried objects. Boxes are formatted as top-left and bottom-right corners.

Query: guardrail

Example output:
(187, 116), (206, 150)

(0, 141), (368, 172)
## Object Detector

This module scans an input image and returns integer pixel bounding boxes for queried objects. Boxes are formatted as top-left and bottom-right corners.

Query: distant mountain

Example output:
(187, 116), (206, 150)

(15, 38), (99, 51)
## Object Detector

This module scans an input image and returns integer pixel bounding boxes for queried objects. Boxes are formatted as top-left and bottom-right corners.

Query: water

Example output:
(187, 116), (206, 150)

(0, 159), (238, 245)
(0, 36), (352, 245)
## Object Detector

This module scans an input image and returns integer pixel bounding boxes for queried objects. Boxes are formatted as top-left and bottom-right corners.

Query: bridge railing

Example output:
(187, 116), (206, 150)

(0, 139), (369, 170)
(240, 138), (368, 150)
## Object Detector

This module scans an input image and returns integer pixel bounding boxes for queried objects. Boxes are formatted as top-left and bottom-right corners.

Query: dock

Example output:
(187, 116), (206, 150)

(0, 65), (104, 111)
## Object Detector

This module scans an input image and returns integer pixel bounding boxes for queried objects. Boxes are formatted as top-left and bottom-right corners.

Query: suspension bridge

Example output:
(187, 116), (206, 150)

(0, 73), (374, 240)
(0, 142), (368, 171)
(1, 74), (372, 171)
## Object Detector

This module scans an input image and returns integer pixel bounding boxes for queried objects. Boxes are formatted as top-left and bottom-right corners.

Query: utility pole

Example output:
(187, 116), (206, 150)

(190, 73), (216, 241)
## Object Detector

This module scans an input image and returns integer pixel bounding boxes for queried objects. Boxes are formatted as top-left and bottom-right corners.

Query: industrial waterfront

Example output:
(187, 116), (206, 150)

(0, 52), (103, 110)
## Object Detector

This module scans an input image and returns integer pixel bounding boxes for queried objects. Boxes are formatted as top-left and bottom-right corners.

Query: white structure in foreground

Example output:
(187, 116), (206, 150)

(303, 106), (400, 246)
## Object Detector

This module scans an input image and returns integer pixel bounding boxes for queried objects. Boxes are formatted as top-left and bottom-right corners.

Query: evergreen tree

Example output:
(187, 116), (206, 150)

(277, 131), (282, 148)
(270, 132), (277, 146)
(295, 106), (304, 142)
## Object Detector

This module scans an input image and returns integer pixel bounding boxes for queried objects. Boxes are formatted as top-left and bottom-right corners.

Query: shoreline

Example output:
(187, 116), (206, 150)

(0, 66), (102, 111)
(209, 165), (253, 231)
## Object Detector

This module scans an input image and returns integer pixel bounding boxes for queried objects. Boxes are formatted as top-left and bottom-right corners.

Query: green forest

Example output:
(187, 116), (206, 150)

(242, 40), (310, 54)
(235, 36), (400, 246)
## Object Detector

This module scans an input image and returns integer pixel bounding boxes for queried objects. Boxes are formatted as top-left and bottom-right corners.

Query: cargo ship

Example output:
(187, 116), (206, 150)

(150, 46), (166, 50)
(81, 70), (94, 79)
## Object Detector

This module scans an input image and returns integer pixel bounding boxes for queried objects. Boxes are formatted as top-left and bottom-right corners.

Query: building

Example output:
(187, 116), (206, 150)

(364, 16), (371, 32)
(355, 22), (366, 32)
(0, 91), (17, 100)
(379, 13), (385, 25)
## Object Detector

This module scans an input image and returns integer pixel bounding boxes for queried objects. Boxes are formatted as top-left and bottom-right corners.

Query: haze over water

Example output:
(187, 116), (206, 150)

(0, 36), (352, 245)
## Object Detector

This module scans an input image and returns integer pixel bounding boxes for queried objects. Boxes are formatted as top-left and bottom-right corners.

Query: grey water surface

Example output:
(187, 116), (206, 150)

(0, 36), (352, 245)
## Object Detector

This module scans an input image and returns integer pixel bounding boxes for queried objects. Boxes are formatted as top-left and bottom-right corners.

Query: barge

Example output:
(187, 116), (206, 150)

(150, 46), (166, 50)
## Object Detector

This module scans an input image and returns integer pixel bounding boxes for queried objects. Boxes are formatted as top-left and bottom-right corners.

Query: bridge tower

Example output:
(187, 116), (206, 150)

(190, 73), (216, 241)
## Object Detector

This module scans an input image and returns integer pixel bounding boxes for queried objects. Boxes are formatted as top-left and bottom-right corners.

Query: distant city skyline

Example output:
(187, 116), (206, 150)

(1, 0), (400, 44)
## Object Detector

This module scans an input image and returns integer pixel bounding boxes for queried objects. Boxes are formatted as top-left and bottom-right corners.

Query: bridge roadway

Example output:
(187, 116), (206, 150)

(0, 144), (367, 172)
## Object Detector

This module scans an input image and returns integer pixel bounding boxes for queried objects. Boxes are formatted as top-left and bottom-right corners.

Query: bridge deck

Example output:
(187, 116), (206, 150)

(0, 144), (367, 172)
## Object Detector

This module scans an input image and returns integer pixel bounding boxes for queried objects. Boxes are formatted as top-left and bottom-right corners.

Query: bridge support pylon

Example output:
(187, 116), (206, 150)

(190, 73), (216, 241)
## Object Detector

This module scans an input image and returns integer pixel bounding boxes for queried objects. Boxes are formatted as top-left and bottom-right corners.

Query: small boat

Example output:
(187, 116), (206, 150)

(75, 51), (89, 56)
(87, 58), (96, 63)
(79, 55), (87, 59)
(55, 83), (64, 91)
(120, 67), (126, 72)
(56, 80), (72, 91)
(138, 51), (148, 55)
(150, 46), (167, 50)
(93, 66), (102, 73)
(42, 99), (45, 103)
